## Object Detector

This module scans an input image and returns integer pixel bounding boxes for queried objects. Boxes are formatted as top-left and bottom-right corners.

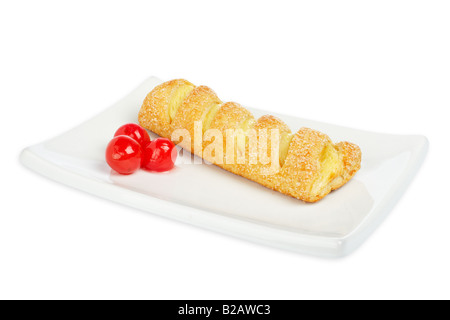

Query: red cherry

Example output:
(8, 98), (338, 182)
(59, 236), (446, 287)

(114, 123), (151, 148)
(142, 138), (178, 172)
(105, 135), (142, 175)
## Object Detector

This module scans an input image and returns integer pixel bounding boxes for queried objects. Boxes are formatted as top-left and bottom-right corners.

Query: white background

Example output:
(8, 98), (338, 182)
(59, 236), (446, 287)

(1, 1), (449, 300)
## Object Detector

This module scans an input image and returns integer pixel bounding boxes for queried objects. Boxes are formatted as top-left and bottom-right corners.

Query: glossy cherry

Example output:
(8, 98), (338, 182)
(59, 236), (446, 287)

(142, 138), (177, 172)
(114, 123), (151, 149)
(105, 135), (142, 175)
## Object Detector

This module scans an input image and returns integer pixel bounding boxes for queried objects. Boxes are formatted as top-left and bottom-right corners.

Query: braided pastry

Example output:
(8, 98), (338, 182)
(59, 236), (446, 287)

(138, 79), (361, 202)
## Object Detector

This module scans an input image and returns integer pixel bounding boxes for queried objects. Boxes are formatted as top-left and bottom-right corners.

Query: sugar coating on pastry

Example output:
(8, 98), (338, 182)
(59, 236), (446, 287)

(138, 79), (362, 202)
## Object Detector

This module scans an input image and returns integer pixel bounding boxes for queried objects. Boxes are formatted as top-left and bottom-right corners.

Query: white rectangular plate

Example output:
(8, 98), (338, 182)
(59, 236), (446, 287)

(20, 77), (428, 257)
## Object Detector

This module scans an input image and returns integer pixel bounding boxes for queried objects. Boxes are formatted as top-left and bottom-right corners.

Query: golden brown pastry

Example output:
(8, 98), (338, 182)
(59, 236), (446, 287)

(138, 79), (361, 202)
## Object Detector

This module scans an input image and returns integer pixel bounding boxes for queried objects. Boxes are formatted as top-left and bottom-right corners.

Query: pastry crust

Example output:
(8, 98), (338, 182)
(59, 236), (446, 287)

(139, 79), (362, 202)
(171, 85), (222, 153)
(138, 79), (195, 138)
